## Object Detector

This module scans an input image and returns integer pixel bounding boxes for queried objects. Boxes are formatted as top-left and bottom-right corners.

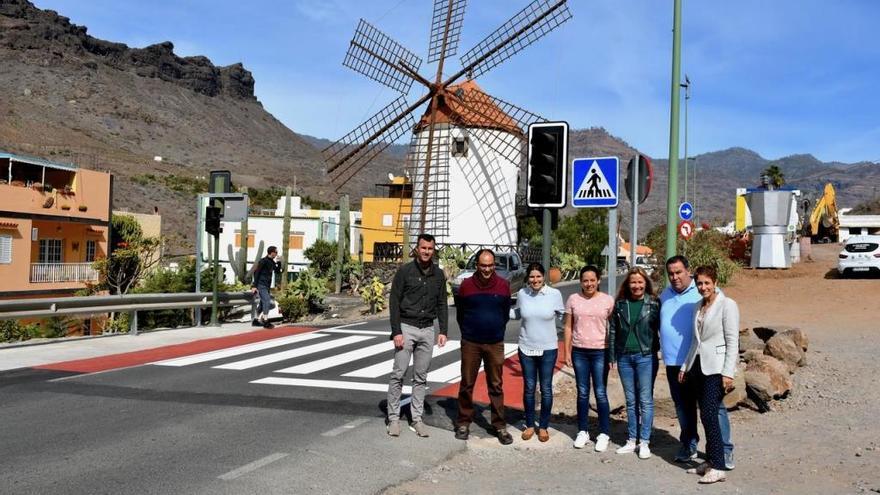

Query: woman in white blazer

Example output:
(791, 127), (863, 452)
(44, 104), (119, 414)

(678, 265), (739, 484)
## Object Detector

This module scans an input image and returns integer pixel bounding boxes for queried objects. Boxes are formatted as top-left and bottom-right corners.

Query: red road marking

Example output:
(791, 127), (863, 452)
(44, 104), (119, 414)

(34, 326), (317, 373)
(431, 342), (565, 411)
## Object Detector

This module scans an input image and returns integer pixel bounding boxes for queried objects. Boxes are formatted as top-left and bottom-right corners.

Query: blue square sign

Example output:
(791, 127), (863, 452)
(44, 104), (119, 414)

(571, 157), (619, 208)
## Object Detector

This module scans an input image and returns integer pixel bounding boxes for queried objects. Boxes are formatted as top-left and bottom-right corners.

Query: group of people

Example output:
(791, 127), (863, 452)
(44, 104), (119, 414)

(386, 234), (740, 485)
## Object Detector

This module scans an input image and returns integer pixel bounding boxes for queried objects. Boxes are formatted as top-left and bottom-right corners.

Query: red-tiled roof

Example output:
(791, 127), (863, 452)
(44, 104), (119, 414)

(415, 80), (521, 136)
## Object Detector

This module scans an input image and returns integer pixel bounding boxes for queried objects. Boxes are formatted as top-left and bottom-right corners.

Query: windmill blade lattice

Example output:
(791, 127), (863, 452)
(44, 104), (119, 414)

(323, 95), (418, 186)
(457, 0), (571, 80)
(447, 88), (547, 166)
(427, 0), (467, 63)
(399, 131), (451, 237)
(344, 19), (424, 94)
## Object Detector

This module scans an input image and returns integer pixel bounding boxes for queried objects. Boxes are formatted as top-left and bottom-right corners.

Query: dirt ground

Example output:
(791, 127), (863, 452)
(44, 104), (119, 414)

(384, 243), (880, 494)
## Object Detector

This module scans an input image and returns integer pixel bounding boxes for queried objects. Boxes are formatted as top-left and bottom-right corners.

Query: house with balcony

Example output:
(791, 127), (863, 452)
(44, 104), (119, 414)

(0, 152), (111, 299)
(360, 175), (412, 262)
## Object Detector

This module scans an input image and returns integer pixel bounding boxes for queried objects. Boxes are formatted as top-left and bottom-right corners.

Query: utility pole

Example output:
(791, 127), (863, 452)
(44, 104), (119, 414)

(665, 0), (683, 264)
(681, 75), (690, 204)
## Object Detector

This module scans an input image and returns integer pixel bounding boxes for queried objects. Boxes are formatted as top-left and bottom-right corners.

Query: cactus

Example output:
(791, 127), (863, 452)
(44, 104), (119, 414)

(228, 239), (264, 284)
(281, 186), (292, 289)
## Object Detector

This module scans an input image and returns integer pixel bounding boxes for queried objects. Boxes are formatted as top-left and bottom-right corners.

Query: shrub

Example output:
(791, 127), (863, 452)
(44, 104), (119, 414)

(360, 276), (386, 314)
(0, 320), (41, 342)
(682, 230), (741, 285)
(285, 269), (329, 311)
(331, 258), (365, 294)
(303, 239), (337, 277)
(277, 294), (309, 322)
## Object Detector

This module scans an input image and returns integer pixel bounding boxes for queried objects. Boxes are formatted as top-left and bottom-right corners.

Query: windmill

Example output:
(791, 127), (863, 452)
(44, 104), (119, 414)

(323, 0), (572, 245)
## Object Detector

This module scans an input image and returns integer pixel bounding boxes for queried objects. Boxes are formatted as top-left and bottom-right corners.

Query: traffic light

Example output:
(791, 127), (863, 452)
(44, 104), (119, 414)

(527, 122), (568, 208)
(209, 170), (232, 194)
(205, 205), (222, 237)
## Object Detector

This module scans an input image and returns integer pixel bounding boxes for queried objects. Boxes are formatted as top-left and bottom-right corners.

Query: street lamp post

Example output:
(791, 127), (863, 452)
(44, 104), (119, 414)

(681, 75), (691, 204)
(665, 0), (683, 264)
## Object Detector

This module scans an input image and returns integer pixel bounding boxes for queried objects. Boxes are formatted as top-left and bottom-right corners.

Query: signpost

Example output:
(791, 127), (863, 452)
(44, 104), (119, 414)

(679, 201), (694, 221)
(678, 220), (695, 240)
(572, 157), (619, 292)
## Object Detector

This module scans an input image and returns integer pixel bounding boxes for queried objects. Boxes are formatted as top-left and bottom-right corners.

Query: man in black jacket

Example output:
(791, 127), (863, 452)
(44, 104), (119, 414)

(386, 233), (448, 438)
(250, 245), (282, 328)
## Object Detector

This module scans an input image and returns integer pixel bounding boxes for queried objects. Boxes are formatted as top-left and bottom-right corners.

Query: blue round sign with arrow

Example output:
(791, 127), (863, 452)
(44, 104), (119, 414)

(679, 202), (694, 221)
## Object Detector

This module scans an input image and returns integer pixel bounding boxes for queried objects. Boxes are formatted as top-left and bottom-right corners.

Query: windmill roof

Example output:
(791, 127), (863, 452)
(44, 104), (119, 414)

(415, 80), (521, 136)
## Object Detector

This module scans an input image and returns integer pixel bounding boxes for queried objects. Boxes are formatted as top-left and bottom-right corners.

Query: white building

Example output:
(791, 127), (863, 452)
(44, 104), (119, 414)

(215, 196), (360, 285)
(408, 80), (520, 247)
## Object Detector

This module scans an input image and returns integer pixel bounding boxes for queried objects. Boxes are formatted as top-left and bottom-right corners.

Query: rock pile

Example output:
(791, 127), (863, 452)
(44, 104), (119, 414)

(736, 326), (810, 412)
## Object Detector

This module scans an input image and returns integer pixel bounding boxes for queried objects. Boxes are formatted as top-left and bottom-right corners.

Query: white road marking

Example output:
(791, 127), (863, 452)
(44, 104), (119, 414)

(213, 336), (373, 370)
(275, 341), (394, 374)
(321, 418), (372, 437)
(319, 329), (388, 335)
(426, 343), (518, 383)
(342, 340), (461, 379)
(218, 452), (289, 481)
(151, 333), (328, 367)
(251, 377), (413, 393)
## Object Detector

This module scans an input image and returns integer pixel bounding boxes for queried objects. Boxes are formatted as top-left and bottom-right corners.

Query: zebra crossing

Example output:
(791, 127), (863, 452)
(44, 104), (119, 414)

(151, 324), (518, 393)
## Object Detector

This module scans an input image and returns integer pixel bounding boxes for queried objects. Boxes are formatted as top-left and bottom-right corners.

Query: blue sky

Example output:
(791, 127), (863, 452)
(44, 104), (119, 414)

(34, 0), (880, 163)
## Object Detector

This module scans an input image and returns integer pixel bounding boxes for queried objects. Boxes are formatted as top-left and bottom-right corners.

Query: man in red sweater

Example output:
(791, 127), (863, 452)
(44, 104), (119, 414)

(453, 249), (513, 445)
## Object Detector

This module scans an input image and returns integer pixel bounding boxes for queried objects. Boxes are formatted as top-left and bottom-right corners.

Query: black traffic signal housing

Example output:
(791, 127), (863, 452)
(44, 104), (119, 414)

(527, 122), (568, 208)
(209, 170), (233, 194)
(205, 205), (222, 237)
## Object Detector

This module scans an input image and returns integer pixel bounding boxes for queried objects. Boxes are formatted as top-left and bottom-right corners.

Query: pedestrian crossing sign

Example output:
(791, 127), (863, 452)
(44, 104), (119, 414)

(571, 157), (619, 208)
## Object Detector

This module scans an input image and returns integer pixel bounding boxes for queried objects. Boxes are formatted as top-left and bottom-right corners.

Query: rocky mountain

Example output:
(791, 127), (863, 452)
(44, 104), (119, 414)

(0, 0), (394, 252)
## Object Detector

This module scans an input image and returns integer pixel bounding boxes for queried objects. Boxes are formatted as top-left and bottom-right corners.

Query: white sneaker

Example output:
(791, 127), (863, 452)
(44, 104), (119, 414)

(638, 442), (652, 459)
(594, 433), (610, 452)
(573, 431), (590, 449)
(615, 439), (637, 454)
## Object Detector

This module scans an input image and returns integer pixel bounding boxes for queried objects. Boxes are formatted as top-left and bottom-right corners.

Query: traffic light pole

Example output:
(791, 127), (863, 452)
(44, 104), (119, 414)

(211, 230), (220, 326)
(665, 0), (683, 266)
(542, 208), (551, 276)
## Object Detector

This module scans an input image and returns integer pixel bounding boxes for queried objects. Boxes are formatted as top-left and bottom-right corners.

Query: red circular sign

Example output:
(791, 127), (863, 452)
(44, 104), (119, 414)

(678, 220), (695, 240)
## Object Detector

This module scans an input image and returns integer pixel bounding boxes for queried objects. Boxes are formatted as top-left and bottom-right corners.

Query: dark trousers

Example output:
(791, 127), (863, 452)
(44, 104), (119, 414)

(688, 357), (726, 470)
(457, 339), (506, 431)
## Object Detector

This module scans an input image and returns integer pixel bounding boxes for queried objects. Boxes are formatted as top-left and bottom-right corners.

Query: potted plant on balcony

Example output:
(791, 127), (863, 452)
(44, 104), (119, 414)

(61, 204), (71, 211)
(78, 205), (88, 212)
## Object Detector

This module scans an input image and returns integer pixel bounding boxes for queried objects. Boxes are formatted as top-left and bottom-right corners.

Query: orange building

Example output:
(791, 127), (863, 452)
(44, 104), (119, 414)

(0, 153), (111, 298)
(360, 176), (412, 262)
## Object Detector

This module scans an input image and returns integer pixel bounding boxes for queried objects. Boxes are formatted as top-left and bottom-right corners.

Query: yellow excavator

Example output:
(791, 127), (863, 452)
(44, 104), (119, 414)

(809, 183), (839, 243)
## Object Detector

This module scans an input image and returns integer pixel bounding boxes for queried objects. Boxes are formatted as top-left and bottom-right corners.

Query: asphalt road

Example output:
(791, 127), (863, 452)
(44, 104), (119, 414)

(0, 279), (606, 494)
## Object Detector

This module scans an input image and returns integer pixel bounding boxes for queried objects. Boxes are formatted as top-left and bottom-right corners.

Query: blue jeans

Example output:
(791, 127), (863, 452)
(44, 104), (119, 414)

(519, 348), (558, 429)
(667, 365), (735, 456)
(617, 352), (658, 442)
(571, 347), (610, 434)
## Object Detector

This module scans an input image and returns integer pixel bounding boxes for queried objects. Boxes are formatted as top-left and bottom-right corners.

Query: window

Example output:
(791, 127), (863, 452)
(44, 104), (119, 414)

(85, 240), (97, 262)
(381, 214), (393, 227)
(289, 232), (305, 250)
(452, 137), (469, 157)
(234, 230), (256, 248)
(0, 234), (11, 264)
(39, 239), (63, 264)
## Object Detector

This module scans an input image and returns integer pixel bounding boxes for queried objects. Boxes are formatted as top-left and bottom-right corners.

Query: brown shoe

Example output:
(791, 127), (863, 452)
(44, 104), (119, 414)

(521, 427), (535, 441)
(698, 468), (727, 484)
(538, 428), (550, 442)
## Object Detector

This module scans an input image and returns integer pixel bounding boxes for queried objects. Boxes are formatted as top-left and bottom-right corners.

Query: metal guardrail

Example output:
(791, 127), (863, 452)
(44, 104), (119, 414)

(0, 292), (254, 335)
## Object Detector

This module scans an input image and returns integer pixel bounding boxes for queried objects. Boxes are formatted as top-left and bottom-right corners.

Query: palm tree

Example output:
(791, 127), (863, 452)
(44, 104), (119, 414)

(763, 165), (785, 188)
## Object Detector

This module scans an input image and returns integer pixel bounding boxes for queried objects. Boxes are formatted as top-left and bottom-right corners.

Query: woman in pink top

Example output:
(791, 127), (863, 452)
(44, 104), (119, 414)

(563, 265), (615, 451)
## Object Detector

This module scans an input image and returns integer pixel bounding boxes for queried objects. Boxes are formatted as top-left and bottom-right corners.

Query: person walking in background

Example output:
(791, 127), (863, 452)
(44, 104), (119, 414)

(661, 256), (735, 467)
(563, 265), (615, 451)
(250, 245), (282, 329)
(679, 266), (740, 484)
(512, 263), (564, 443)
(386, 234), (448, 438)
(454, 249), (513, 445)
(608, 267), (661, 459)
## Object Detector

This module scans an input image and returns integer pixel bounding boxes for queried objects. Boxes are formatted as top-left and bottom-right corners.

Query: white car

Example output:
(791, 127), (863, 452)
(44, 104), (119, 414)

(838, 235), (880, 277)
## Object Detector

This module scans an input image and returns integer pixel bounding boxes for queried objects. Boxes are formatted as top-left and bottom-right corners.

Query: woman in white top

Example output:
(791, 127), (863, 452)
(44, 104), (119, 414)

(514, 262), (564, 442)
(678, 265), (739, 484)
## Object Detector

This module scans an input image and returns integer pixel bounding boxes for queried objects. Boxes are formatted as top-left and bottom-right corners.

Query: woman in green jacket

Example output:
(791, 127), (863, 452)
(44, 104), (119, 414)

(608, 267), (661, 459)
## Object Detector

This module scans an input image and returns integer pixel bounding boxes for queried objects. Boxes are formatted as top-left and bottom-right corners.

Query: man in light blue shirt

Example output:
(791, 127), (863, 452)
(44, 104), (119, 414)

(660, 256), (734, 469)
